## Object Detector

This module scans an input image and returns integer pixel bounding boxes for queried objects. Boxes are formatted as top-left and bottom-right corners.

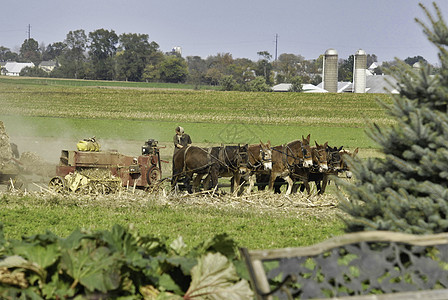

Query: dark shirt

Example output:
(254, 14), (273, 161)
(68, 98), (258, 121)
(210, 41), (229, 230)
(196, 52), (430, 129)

(173, 133), (192, 153)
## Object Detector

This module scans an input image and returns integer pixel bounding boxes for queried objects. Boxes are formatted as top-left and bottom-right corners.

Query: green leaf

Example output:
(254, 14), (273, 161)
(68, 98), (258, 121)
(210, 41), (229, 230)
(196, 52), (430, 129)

(13, 242), (60, 270)
(60, 239), (122, 293)
(184, 252), (253, 300)
(197, 234), (238, 258)
(158, 273), (183, 294)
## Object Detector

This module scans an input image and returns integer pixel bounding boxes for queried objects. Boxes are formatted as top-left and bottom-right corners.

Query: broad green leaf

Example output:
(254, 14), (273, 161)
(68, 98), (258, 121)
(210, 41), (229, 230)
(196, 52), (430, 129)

(60, 240), (122, 293)
(158, 273), (183, 294)
(41, 271), (74, 299)
(184, 252), (253, 299)
(59, 229), (91, 250)
(166, 255), (197, 276)
(197, 234), (238, 258)
(13, 243), (59, 270)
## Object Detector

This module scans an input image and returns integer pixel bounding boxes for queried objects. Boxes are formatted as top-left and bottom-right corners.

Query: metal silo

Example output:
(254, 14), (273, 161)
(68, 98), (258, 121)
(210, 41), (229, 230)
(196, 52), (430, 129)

(323, 48), (338, 93)
(353, 49), (367, 93)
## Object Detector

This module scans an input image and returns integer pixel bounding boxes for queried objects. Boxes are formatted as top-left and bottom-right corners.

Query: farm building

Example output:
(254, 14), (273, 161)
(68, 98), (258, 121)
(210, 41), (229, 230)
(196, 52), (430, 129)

(271, 83), (328, 93)
(1, 62), (35, 76)
(39, 60), (57, 73)
(316, 75), (399, 94)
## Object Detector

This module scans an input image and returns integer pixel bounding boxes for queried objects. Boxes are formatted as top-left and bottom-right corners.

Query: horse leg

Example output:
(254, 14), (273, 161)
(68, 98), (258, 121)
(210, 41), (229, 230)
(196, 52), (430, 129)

(245, 173), (255, 194)
(320, 173), (330, 195)
(316, 180), (322, 195)
(284, 176), (294, 195)
(268, 172), (279, 192)
(183, 173), (193, 194)
(192, 174), (204, 192)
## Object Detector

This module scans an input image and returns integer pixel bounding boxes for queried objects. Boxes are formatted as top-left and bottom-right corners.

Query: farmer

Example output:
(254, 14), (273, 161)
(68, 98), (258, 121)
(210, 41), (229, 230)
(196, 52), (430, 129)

(173, 126), (192, 155)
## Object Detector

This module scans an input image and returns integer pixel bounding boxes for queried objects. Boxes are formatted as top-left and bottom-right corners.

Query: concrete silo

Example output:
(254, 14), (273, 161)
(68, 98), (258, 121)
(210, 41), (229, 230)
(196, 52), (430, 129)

(322, 48), (338, 93)
(353, 49), (367, 93)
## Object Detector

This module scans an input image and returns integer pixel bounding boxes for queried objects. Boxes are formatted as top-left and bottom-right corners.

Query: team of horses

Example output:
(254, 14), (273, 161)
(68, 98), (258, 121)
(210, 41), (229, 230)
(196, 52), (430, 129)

(171, 135), (358, 195)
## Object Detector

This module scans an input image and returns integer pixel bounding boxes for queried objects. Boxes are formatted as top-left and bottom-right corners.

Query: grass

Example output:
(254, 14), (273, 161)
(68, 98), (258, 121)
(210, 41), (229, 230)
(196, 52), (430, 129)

(0, 76), (392, 128)
(0, 192), (344, 249)
(0, 76), (219, 90)
(0, 115), (379, 149)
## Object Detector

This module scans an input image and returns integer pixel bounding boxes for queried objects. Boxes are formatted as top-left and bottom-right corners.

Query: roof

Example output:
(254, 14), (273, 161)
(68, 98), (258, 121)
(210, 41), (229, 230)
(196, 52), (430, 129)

(366, 75), (399, 94)
(271, 83), (328, 93)
(317, 75), (399, 94)
(39, 60), (57, 67)
(4, 62), (34, 74)
(316, 81), (352, 93)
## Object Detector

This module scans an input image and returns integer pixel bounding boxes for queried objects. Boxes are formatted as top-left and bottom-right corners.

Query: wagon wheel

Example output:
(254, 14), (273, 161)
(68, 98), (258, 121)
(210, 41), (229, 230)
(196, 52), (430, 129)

(49, 176), (67, 193)
(146, 167), (162, 186)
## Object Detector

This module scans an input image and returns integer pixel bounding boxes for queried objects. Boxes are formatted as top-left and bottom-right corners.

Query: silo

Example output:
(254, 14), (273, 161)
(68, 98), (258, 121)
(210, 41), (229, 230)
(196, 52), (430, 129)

(322, 49), (338, 93)
(353, 49), (367, 93)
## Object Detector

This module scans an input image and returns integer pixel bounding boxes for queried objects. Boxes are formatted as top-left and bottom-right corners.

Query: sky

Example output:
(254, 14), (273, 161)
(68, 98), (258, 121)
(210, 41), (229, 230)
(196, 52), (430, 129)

(2, 0), (448, 64)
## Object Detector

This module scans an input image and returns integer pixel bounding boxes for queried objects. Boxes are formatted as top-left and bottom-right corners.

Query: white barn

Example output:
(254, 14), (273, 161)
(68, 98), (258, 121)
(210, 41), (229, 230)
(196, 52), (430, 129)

(1, 62), (35, 76)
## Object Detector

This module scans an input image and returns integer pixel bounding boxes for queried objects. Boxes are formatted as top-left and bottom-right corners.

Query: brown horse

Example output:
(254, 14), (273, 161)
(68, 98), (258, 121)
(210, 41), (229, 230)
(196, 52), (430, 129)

(171, 146), (220, 193)
(173, 144), (249, 193)
(304, 146), (357, 195)
(202, 144), (249, 193)
(239, 141), (272, 194)
(305, 145), (341, 194)
(269, 135), (313, 195)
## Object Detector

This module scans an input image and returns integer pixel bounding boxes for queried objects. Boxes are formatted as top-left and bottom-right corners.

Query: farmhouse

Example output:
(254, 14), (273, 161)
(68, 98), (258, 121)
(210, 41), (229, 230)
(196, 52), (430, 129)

(39, 60), (57, 73)
(1, 62), (35, 76)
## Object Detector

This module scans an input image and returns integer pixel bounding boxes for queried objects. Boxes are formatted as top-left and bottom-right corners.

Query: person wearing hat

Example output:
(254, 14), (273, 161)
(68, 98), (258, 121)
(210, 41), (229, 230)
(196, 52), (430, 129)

(173, 126), (192, 154)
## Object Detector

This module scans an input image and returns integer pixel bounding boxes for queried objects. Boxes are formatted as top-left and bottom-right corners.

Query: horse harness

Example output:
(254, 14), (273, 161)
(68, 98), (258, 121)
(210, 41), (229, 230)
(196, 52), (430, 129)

(272, 143), (308, 170)
(248, 147), (271, 170)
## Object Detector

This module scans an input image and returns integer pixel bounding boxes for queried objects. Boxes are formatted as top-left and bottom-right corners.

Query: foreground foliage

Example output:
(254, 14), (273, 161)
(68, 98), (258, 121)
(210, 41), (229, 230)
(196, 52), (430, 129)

(338, 3), (448, 234)
(0, 223), (253, 299)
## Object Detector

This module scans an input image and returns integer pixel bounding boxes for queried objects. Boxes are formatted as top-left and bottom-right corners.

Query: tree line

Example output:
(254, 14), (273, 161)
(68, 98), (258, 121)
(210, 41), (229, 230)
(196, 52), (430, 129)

(0, 28), (431, 91)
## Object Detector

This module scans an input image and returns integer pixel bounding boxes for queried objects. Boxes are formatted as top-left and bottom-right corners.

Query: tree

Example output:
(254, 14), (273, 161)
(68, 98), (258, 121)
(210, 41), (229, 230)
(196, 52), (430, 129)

(337, 3), (448, 234)
(88, 29), (118, 80)
(274, 53), (302, 81)
(338, 55), (354, 81)
(56, 29), (88, 78)
(19, 38), (41, 64)
(245, 76), (270, 92)
(187, 56), (207, 88)
(42, 42), (66, 61)
(255, 51), (273, 84)
(220, 75), (237, 91)
(116, 33), (159, 81)
(404, 55), (427, 66)
(288, 76), (303, 92)
(159, 55), (188, 83)
(0, 46), (19, 61)
(20, 66), (48, 77)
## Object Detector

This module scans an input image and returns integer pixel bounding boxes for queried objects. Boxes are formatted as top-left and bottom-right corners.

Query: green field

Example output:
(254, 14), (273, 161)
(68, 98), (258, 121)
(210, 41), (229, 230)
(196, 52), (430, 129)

(0, 76), (392, 148)
(0, 76), (391, 249)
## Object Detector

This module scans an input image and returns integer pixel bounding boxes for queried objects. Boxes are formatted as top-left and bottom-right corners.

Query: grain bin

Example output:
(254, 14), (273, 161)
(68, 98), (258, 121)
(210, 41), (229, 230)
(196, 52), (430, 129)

(323, 48), (338, 93)
(353, 49), (367, 93)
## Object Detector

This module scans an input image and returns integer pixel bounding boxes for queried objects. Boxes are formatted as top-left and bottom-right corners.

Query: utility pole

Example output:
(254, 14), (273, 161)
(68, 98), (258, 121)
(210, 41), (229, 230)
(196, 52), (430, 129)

(275, 34), (278, 61)
(27, 24), (31, 40)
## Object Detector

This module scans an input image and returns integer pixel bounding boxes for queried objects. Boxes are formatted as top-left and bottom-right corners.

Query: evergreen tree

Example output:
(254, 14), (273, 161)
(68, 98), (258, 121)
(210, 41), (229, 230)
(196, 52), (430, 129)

(337, 3), (448, 234)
